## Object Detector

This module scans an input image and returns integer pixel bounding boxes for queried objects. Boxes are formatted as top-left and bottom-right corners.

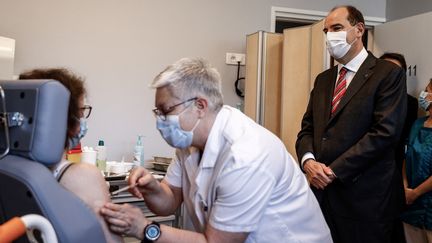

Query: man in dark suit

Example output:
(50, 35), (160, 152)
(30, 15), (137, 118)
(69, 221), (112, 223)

(296, 5), (407, 243)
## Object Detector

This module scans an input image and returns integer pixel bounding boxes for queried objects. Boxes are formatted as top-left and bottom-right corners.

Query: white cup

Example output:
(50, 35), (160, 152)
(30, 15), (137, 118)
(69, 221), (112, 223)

(81, 150), (97, 165)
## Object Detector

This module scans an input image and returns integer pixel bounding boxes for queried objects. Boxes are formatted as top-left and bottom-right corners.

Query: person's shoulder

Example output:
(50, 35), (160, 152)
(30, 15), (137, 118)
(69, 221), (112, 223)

(312, 65), (338, 88)
(414, 116), (428, 124)
(68, 162), (105, 179)
(374, 56), (403, 73)
(408, 116), (427, 132)
(59, 162), (110, 207)
(60, 162), (108, 194)
(407, 116), (428, 137)
(318, 65), (338, 78)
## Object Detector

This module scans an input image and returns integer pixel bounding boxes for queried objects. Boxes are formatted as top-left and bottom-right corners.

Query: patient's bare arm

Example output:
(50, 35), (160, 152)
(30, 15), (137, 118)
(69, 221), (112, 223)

(59, 163), (124, 243)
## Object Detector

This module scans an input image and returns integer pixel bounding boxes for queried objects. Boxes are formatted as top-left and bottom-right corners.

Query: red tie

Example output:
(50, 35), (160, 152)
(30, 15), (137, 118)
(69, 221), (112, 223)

(331, 67), (348, 115)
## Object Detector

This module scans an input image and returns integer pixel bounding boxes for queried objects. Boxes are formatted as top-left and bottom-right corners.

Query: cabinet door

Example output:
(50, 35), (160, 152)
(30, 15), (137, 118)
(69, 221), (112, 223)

(280, 20), (326, 157)
(280, 26), (312, 156)
(262, 33), (283, 136)
(244, 32), (260, 122)
(245, 20), (327, 158)
(244, 31), (283, 136)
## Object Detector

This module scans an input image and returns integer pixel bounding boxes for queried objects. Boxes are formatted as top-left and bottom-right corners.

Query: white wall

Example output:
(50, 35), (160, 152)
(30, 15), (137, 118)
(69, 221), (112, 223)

(386, 0), (432, 21)
(374, 11), (432, 98)
(0, 0), (385, 161)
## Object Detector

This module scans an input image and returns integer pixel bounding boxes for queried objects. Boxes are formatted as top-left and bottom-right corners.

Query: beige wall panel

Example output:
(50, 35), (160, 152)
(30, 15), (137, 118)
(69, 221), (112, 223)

(367, 29), (375, 53)
(244, 32), (260, 121)
(310, 20), (325, 89)
(281, 26), (311, 157)
(263, 33), (283, 136)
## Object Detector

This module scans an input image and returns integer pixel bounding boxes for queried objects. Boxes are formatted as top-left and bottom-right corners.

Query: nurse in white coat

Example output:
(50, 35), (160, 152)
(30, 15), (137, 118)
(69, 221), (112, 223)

(101, 58), (332, 243)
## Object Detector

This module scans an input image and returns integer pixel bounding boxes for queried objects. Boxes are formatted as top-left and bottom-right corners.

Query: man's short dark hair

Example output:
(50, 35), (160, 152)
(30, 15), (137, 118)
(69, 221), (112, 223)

(331, 5), (365, 26)
(379, 52), (407, 71)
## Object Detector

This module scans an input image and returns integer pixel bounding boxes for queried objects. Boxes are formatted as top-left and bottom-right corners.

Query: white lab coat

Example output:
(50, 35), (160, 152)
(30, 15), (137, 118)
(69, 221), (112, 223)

(165, 105), (332, 243)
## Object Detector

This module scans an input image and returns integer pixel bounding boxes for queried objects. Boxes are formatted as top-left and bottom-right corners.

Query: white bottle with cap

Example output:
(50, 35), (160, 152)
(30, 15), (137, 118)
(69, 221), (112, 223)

(96, 140), (107, 171)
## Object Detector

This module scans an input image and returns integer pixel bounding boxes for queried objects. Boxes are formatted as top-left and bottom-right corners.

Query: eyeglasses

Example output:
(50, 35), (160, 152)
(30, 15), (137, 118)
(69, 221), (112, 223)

(153, 97), (197, 121)
(80, 105), (92, 119)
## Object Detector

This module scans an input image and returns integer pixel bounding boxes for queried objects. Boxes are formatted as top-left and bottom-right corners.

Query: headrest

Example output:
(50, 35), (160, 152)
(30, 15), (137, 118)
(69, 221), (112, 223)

(0, 79), (70, 165)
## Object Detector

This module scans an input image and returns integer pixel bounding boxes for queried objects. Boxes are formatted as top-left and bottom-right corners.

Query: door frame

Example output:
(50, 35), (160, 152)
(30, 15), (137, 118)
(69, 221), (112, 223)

(270, 7), (386, 32)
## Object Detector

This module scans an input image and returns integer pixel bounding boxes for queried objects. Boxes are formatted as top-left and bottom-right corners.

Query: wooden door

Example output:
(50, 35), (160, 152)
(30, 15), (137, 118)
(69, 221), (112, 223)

(280, 20), (326, 157)
(280, 26), (312, 156)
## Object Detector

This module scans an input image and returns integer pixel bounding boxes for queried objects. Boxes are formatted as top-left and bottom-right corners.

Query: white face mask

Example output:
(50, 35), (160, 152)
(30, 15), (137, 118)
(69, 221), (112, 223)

(326, 27), (357, 59)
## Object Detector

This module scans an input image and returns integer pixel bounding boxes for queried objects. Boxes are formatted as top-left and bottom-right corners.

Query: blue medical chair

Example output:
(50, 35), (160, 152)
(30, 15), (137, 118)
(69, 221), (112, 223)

(0, 80), (106, 242)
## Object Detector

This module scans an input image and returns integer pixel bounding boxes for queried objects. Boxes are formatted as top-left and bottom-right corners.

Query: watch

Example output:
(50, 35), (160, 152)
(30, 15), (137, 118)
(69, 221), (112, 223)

(141, 221), (161, 243)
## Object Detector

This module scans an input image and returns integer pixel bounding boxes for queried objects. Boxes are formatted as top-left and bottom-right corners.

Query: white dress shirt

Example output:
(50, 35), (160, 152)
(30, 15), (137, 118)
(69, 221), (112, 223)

(301, 48), (369, 168)
(165, 105), (333, 243)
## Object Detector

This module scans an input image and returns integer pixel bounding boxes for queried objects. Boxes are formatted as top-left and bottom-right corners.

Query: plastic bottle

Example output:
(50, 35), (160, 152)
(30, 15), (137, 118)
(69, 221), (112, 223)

(96, 140), (107, 171)
(133, 135), (145, 167)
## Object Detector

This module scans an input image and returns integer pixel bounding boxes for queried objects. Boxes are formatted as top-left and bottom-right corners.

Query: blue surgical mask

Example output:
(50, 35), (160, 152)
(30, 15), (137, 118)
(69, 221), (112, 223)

(419, 91), (431, 111)
(68, 118), (88, 149)
(156, 110), (200, 149)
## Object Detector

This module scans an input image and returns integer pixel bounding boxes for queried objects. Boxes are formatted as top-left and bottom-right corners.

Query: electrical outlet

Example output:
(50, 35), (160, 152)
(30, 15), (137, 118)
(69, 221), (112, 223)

(226, 53), (246, 65)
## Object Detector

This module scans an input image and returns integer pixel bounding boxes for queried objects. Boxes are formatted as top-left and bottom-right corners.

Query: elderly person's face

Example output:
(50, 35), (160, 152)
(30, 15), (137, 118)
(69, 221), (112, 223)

(154, 86), (198, 132)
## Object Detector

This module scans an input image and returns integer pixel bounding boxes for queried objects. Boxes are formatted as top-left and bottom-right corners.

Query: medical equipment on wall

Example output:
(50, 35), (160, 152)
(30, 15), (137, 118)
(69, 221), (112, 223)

(234, 61), (245, 98)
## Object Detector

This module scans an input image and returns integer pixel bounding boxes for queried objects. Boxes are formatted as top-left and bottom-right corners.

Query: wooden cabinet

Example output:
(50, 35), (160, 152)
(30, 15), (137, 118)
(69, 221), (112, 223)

(245, 31), (283, 136)
(245, 20), (328, 157)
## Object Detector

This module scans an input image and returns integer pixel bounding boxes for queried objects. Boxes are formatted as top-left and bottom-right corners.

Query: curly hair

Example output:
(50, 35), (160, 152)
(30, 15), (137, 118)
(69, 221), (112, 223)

(19, 68), (86, 148)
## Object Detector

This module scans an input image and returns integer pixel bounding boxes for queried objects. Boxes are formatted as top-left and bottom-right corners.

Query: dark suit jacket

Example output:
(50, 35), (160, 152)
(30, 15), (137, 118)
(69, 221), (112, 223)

(296, 53), (407, 221)
(395, 94), (418, 172)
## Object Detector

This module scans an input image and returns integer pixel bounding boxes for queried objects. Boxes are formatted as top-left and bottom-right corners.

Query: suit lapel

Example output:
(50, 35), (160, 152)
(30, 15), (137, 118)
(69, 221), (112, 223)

(327, 54), (377, 125)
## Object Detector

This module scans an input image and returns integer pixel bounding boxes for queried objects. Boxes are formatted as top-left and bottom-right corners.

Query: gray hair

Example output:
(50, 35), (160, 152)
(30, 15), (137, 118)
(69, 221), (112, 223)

(151, 58), (224, 112)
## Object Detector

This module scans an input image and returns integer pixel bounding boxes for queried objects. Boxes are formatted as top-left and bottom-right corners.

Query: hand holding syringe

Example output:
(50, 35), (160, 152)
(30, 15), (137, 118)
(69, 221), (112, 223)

(109, 170), (164, 196)
(110, 182), (138, 196)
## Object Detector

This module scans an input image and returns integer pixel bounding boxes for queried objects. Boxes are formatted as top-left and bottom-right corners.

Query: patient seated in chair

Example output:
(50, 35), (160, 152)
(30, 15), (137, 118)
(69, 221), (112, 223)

(19, 68), (123, 243)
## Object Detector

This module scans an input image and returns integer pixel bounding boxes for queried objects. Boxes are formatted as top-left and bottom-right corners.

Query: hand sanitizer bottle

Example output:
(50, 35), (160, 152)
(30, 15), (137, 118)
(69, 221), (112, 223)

(96, 140), (107, 171)
(133, 135), (144, 167)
